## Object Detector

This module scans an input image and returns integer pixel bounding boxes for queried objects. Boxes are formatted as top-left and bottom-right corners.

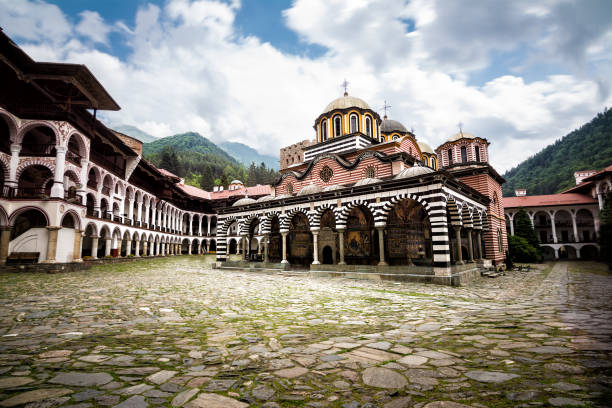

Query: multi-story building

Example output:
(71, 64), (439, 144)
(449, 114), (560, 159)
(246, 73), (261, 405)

(0, 30), (269, 264)
(503, 166), (610, 260)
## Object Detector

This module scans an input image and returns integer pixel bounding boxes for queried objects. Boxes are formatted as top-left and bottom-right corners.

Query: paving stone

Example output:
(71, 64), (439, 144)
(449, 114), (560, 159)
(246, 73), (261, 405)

(274, 367), (308, 379)
(506, 390), (541, 401)
(362, 367), (407, 389)
(423, 402), (473, 408)
(464, 371), (520, 383)
(0, 388), (73, 407)
(397, 355), (428, 366)
(184, 393), (248, 408)
(113, 395), (148, 408)
(49, 372), (113, 387)
(544, 363), (585, 374)
(521, 346), (574, 354)
(548, 397), (585, 406)
(94, 395), (120, 406)
(366, 341), (392, 350)
(146, 371), (177, 385)
(251, 385), (275, 400)
(38, 351), (73, 359)
(204, 380), (236, 391)
(23, 396), (70, 408)
(71, 390), (103, 402)
(115, 384), (153, 396)
(383, 396), (412, 408)
(0, 377), (34, 389)
(171, 388), (199, 407)
(551, 382), (582, 391)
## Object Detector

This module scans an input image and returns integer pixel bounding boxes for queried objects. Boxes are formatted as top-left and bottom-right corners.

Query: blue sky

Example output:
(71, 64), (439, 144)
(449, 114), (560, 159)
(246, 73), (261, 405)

(1, 0), (611, 172)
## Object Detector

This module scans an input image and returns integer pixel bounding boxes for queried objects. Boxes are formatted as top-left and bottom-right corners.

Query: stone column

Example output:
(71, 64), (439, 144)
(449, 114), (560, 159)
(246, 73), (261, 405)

(207, 216), (212, 236)
(188, 241), (192, 255)
(549, 211), (558, 243)
(377, 227), (387, 266)
(467, 229), (474, 262)
(198, 242), (202, 255)
(189, 214), (193, 235)
(156, 241), (160, 255)
(45, 226), (60, 262)
(198, 216), (203, 236)
(281, 232), (289, 264)
(137, 201), (143, 224)
(78, 158), (89, 204)
(135, 240), (141, 257)
(161, 243), (165, 256)
(116, 239), (122, 257)
(151, 206), (156, 228)
(263, 235), (269, 262)
(338, 228), (346, 265)
(126, 239), (132, 256)
(245, 237), (250, 260)
(598, 192), (604, 210)
(476, 230), (483, 260)
(257, 239), (262, 255)
(50, 146), (67, 198)
(105, 238), (111, 256)
(454, 226), (464, 265)
(571, 211), (579, 242)
(508, 213), (515, 236)
(91, 236), (99, 259)
(143, 241), (148, 256)
(73, 230), (83, 262)
(127, 199), (135, 223)
(7, 143), (21, 189)
(0, 227), (12, 263)
(311, 230), (320, 265)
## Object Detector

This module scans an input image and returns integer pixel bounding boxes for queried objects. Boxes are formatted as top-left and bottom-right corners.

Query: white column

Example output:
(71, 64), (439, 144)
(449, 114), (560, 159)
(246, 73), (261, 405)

(281, 232), (289, 264)
(207, 216), (212, 236)
(151, 205), (156, 228)
(127, 199), (135, 221)
(7, 143), (20, 188)
(199, 216), (203, 236)
(377, 226), (387, 266)
(137, 201), (143, 223)
(50, 145), (67, 198)
(508, 213), (515, 236)
(126, 239), (132, 256)
(549, 211), (558, 244)
(78, 158), (89, 204)
(598, 193), (604, 210)
(311, 229), (320, 265)
(571, 211), (579, 242)
(163, 208), (168, 231)
(135, 240), (140, 257)
(189, 214), (194, 235)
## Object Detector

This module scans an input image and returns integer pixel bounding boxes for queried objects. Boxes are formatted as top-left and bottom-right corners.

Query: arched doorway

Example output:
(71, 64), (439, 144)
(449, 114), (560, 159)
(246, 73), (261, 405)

(319, 209), (337, 264)
(209, 239), (216, 253)
(11, 209), (47, 240)
(576, 209), (595, 242)
(228, 239), (237, 254)
(580, 245), (598, 260)
(191, 239), (199, 254)
(541, 245), (555, 261)
(181, 238), (190, 254)
(344, 206), (375, 265)
(9, 208), (48, 262)
(288, 212), (312, 266)
(17, 165), (53, 198)
(82, 224), (97, 258)
(386, 199), (432, 265)
(554, 210), (573, 243)
(99, 227), (110, 258)
(248, 218), (260, 260)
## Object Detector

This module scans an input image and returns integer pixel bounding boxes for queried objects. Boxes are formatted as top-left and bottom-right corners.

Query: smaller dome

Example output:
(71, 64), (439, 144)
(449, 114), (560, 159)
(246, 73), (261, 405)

(297, 183), (322, 196)
(394, 165), (434, 180)
(322, 184), (343, 192)
(274, 194), (293, 200)
(446, 131), (477, 143)
(256, 195), (274, 202)
(233, 197), (256, 206)
(354, 177), (382, 187)
(230, 179), (243, 185)
(323, 94), (371, 115)
(380, 118), (407, 133)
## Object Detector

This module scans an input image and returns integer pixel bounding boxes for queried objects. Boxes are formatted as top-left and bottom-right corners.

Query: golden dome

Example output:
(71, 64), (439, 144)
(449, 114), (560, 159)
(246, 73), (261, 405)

(323, 94), (371, 115)
(446, 131), (477, 143)
(417, 141), (434, 154)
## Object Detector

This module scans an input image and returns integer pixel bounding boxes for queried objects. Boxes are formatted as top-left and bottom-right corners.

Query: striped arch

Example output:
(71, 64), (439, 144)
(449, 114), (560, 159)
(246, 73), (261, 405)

(281, 208), (313, 231)
(0, 155), (9, 181)
(461, 205), (474, 228)
(0, 109), (19, 143)
(446, 197), (462, 226)
(60, 209), (82, 230)
(378, 193), (431, 226)
(311, 204), (338, 229)
(260, 211), (281, 234)
(241, 215), (260, 235)
(15, 120), (58, 145)
(16, 159), (55, 180)
(337, 199), (376, 229)
(473, 211), (483, 230)
(481, 210), (490, 231)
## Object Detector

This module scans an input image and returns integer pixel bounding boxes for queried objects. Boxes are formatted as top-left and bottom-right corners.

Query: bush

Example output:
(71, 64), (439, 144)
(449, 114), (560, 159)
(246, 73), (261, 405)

(508, 235), (538, 263)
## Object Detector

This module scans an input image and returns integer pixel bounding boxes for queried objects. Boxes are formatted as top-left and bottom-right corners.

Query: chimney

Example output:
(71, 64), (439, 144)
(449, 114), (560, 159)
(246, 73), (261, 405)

(213, 186), (219, 192)
(574, 170), (597, 185)
(515, 189), (526, 197)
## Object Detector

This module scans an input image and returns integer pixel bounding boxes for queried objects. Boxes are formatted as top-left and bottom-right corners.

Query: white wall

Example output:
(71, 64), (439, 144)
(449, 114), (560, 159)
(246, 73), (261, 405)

(9, 228), (49, 262)
(57, 228), (75, 263)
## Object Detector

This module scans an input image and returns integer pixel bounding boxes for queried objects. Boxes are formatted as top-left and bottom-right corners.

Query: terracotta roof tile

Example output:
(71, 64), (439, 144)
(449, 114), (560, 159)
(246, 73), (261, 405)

(503, 193), (596, 208)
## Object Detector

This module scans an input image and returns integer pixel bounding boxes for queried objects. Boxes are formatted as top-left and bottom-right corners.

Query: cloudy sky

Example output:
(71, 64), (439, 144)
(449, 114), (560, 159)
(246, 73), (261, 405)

(1, 0), (611, 172)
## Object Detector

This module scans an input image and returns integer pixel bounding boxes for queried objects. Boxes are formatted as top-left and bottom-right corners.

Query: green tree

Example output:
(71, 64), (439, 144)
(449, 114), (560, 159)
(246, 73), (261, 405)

(247, 162), (257, 186)
(200, 165), (214, 190)
(508, 235), (538, 263)
(600, 192), (612, 268)
(513, 209), (540, 251)
(159, 146), (182, 176)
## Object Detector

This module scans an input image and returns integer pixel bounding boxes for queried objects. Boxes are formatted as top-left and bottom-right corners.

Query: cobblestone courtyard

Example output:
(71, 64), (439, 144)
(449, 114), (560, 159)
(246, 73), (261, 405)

(0, 258), (611, 408)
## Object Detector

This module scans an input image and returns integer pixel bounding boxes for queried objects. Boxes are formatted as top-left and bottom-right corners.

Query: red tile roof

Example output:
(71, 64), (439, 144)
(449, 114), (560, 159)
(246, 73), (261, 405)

(178, 183), (211, 199)
(158, 168), (179, 178)
(209, 185), (272, 200)
(583, 164), (612, 181)
(503, 193), (597, 208)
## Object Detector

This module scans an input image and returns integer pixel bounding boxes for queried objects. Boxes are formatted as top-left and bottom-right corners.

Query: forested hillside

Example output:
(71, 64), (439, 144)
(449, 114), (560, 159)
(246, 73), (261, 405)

(142, 132), (279, 190)
(503, 108), (612, 196)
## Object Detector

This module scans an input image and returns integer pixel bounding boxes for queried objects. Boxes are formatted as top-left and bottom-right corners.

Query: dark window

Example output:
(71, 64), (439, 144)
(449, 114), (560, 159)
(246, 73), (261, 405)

(461, 146), (467, 163)
(365, 117), (372, 137)
(321, 120), (327, 141)
(562, 230), (569, 242)
(448, 149), (453, 165)
(539, 215), (546, 225)
(334, 116), (342, 137)
(474, 145), (481, 162)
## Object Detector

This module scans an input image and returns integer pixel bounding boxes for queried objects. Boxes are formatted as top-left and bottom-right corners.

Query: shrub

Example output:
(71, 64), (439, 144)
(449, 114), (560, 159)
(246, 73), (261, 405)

(508, 235), (538, 263)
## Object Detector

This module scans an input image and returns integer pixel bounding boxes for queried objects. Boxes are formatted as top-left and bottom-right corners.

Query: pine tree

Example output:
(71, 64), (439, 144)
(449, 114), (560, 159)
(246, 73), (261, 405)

(599, 192), (612, 268)
(247, 162), (257, 186)
(199, 165), (214, 190)
(513, 209), (540, 251)
(159, 146), (182, 176)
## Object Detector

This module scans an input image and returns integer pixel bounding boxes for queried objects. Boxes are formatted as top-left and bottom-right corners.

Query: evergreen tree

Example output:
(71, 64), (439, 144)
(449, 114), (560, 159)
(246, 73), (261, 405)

(599, 192), (612, 268)
(159, 146), (182, 176)
(247, 162), (257, 186)
(513, 208), (540, 251)
(200, 165), (214, 190)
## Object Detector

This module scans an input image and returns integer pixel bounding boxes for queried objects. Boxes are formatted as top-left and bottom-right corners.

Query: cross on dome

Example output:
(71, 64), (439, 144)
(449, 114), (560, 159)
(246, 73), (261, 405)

(341, 78), (350, 96)
(382, 100), (392, 119)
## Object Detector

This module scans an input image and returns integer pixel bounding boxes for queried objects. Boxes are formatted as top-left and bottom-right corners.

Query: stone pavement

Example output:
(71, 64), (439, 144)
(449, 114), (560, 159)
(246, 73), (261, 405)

(0, 258), (610, 407)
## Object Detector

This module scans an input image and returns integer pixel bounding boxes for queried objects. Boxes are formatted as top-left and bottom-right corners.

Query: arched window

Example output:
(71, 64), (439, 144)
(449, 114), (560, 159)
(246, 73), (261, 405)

(321, 120), (328, 142)
(461, 146), (467, 163)
(448, 149), (453, 165)
(349, 114), (358, 133)
(431, 157), (437, 169)
(497, 228), (503, 252)
(333, 115), (342, 137)
(392, 135), (399, 140)
(474, 145), (481, 162)
(365, 116), (372, 137)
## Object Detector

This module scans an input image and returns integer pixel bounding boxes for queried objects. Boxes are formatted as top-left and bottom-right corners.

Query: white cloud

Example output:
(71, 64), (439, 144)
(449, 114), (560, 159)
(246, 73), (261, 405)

(0, 0), (71, 44)
(75, 10), (112, 45)
(2, 0), (611, 173)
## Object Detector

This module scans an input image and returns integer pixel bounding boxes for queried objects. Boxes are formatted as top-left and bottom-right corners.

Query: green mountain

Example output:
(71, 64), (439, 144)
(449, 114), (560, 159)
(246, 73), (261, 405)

(142, 132), (279, 190)
(502, 108), (612, 197)
(219, 141), (279, 170)
(114, 124), (157, 143)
